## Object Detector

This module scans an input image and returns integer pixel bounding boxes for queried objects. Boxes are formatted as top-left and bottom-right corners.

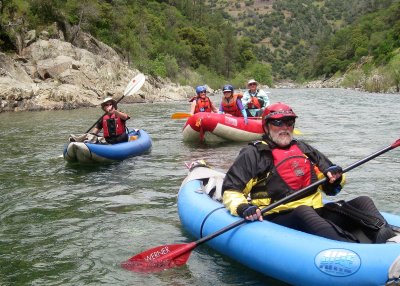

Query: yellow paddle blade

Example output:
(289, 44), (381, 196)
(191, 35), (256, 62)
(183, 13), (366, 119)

(294, 128), (303, 135)
(171, 112), (191, 119)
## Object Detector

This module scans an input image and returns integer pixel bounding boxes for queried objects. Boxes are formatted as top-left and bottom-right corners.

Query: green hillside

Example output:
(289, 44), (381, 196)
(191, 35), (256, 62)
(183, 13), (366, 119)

(212, 0), (399, 81)
(1, 0), (399, 91)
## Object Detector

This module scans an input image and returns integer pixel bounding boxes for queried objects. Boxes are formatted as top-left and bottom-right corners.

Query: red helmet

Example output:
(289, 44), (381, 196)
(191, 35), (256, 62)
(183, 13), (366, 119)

(262, 102), (297, 127)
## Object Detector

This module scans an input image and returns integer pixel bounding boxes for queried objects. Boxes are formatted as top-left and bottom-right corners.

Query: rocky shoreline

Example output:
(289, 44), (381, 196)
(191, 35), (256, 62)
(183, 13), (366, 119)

(274, 80), (340, 89)
(0, 31), (193, 113)
(3, 30), (394, 113)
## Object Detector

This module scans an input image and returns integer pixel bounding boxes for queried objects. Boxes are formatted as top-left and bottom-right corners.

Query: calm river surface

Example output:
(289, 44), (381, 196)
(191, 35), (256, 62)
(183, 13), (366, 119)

(1, 88), (399, 286)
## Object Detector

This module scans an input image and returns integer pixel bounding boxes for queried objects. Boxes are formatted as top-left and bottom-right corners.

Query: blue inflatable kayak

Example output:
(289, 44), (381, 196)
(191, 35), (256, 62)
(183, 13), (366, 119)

(177, 167), (400, 286)
(63, 129), (152, 163)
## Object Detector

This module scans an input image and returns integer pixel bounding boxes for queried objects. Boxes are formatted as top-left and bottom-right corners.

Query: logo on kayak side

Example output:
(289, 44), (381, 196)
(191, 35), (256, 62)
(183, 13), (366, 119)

(315, 249), (361, 277)
(195, 118), (202, 127)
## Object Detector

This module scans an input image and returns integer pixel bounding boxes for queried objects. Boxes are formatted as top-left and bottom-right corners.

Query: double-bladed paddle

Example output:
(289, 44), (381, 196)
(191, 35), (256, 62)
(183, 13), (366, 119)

(85, 73), (146, 133)
(121, 138), (400, 273)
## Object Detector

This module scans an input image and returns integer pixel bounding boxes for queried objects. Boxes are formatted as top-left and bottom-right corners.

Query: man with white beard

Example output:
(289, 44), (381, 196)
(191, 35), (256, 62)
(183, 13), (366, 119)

(222, 102), (396, 243)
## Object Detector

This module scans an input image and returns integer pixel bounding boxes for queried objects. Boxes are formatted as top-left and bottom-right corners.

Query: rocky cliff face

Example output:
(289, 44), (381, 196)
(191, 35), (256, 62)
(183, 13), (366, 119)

(0, 32), (193, 112)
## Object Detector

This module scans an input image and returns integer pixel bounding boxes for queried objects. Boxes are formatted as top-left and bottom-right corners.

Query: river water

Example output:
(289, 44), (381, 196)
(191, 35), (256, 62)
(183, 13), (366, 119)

(0, 88), (399, 286)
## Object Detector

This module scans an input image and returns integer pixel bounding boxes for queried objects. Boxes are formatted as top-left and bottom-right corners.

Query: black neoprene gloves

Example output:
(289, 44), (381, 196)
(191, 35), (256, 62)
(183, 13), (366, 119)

(237, 204), (259, 218)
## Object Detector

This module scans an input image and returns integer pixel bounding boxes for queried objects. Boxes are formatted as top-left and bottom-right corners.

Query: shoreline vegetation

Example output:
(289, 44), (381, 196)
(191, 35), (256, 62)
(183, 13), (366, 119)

(0, 23), (400, 113)
(1, 34), (398, 113)
(1, 1), (399, 114)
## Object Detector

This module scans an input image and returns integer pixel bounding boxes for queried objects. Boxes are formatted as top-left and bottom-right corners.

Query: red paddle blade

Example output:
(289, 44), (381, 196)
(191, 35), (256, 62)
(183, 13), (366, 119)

(121, 242), (197, 273)
(392, 139), (400, 148)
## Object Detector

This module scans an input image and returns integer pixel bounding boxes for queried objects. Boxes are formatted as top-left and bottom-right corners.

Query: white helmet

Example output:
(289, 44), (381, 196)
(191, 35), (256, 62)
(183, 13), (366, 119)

(101, 97), (117, 108)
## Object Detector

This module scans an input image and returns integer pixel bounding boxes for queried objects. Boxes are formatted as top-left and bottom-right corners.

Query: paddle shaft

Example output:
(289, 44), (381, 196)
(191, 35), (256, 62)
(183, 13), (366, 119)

(193, 139), (400, 247)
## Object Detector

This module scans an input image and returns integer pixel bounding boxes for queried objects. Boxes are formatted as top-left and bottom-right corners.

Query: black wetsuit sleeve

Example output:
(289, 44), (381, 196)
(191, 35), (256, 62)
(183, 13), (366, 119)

(222, 144), (268, 193)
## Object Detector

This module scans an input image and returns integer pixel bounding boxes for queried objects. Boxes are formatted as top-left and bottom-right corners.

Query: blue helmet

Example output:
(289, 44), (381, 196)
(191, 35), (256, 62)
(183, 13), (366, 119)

(222, 84), (234, 93)
(195, 85), (207, 94)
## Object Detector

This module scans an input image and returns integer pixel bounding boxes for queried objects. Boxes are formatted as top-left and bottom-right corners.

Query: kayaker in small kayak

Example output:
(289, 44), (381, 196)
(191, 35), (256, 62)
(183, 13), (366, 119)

(91, 97), (130, 144)
(242, 79), (270, 117)
(189, 85), (218, 115)
(219, 84), (248, 125)
(222, 102), (397, 243)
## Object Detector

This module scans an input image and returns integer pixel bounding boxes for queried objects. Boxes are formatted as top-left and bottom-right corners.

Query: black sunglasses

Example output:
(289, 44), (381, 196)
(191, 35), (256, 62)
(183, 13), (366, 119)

(268, 118), (295, 127)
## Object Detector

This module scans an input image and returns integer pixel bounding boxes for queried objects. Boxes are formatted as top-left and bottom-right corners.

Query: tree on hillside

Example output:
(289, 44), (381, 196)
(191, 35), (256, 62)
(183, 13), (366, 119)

(178, 26), (211, 68)
(0, 0), (30, 54)
(220, 23), (237, 79)
(237, 37), (256, 68)
(62, 0), (102, 44)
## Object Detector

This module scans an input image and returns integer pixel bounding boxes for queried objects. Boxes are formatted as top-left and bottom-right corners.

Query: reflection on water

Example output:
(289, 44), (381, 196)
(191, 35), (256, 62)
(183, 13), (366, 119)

(0, 88), (399, 286)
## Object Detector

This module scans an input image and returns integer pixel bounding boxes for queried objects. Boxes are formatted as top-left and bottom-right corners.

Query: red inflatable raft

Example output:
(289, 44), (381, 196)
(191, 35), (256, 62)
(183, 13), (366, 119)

(182, 112), (264, 142)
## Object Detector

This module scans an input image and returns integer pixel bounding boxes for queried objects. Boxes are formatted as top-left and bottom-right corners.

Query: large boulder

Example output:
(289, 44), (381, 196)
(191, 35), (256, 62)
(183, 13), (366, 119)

(0, 32), (192, 112)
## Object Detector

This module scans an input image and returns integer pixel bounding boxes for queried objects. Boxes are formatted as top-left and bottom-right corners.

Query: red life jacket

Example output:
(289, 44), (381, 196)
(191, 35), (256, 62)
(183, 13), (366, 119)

(271, 144), (313, 191)
(221, 94), (243, 117)
(247, 91), (261, 109)
(253, 143), (317, 202)
(102, 114), (126, 137)
(189, 96), (213, 113)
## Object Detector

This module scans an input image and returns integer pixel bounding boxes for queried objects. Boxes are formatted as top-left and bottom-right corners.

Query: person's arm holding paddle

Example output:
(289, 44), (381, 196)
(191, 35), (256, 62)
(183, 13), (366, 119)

(106, 105), (130, 122)
(222, 102), (396, 244)
(222, 144), (265, 222)
(189, 99), (196, 115)
(92, 97), (130, 144)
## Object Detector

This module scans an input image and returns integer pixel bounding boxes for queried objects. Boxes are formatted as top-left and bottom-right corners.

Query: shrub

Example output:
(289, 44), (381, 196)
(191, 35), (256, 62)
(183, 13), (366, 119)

(364, 68), (393, 92)
(342, 69), (365, 89)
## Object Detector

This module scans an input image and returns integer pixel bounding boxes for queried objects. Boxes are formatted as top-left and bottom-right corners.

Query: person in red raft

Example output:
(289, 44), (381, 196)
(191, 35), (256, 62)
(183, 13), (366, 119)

(222, 102), (399, 243)
(218, 84), (248, 125)
(189, 85), (218, 115)
(91, 97), (130, 144)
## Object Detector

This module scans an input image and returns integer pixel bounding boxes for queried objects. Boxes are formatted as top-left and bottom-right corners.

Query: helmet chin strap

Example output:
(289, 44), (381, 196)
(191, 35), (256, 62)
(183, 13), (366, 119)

(263, 124), (274, 143)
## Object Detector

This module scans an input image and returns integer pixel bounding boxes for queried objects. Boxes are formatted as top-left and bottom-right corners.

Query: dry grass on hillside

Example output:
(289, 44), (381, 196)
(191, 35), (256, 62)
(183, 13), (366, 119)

(210, 0), (275, 18)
